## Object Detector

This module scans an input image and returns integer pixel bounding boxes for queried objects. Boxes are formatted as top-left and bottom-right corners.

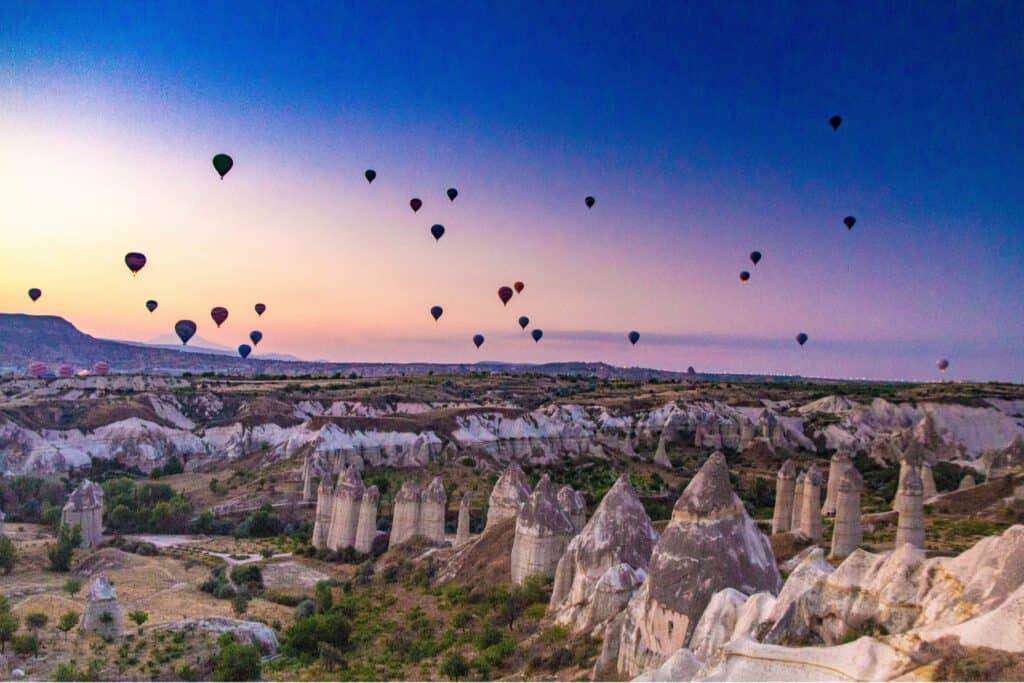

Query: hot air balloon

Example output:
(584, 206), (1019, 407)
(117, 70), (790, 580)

(212, 153), (233, 179)
(513, 281), (524, 294)
(255, 303), (266, 317)
(410, 198), (422, 212)
(686, 366), (696, 375)
(93, 362), (110, 376)
(76, 369), (90, 378)
(740, 271), (750, 283)
(58, 364), (74, 378)
(250, 330), (263, 345)
(175, 320), (197, 345)
(531, 329), (543, 343)
(365, 169), (377, 183)
(431, 224), (445, 241)
(937, 359), (950, 372)
(238, 344), (252, 359)
(473, 334), (484, 348)
(124, 252), (147, 275)
(829, 115), (842, 131)
(28, 288), (41, 302)
(145, 300), (158, 313)
(844, 216), (856, 230)
(628, 331), (640, 345)
(796, 333), (808, 346)
(750, 251), (762, 265)
(585, 196), (595, 209)
(447, 188), (458, 202)
(430, 306), (443, 321)
(28, 362), (46, 378)
(498, 286), (514, 306)
(210, 307), (229, 327)
(518, 316), (529, 330)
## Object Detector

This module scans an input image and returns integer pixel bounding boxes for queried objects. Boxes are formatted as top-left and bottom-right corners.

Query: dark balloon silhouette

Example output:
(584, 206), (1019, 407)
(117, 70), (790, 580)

(513, 281), (524, 294)
(518, 316), (529, 330)
(238, 344), (251, 359)
(829, 115), (842, 131)
(473, 334), (484, 348)
(447, 187), (458, 202)
(686, 366), (696, 375)
(430, 306), (443, 321)
(628, 331), (640, 345)
(145, 300), (158, 313)
(740, 271), (750, 283)
(175, 320), (197, 345)
(498, 286), (514, 306)
(28, 288), (41, 302)
(750, 251), (762, 265)
(937, 359), (950, 372)
(250, 330), (262, 345)
(365, 169), (376, 183)
(210, 307), (229, 327)
(844, 216), (856, 230)
(410, 198), (422, 212)
(431, 224), (445, 241)
(212, 153), (233, 179)
(531, 329), (543, 343)
(124, 252), (147, 275)
(585, 196), (595, 209)
(254, 303), (266, 316)
(796, 332), (809, 346)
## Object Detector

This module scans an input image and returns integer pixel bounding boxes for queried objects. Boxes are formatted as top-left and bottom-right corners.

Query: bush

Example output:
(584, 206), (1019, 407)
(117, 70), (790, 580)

(282, 612), (351, 659)
(12, 634), (39, 656)
(442, 651), (470, 680)
(47, 524), (82, 572)
(212, 634), (261, 681)
(230, 565), (264, 595)
(0, 535), (16, 575)
(294, 599), (316, 619)
(25, 611), (49, 630)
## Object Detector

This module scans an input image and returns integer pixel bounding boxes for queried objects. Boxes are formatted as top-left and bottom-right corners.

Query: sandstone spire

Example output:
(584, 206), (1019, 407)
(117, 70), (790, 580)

(354, 485), (379, 554)
(325, 466), (363, 550)
(420, 476), (447, 544)
(920, 461), (938, 499)
(830, 468), (864, 559)
(557, 485), (587, 533)
(80, 575), (124, 637)
(389, 481), (422, 547)
(771, 459), (797, 534)
(485, 463), (532, 530)
(62, 479), (104, 548)
(892, 443), (925, 511)
(821, 450), (853, 516)
(455, 492), (472, 546)
(311, 475), (334, 549)
(790, 471), (806, 532)
(798, 464), (823, 542)
(510, 475), (575, 585)
(895, 463), (925, 549)
(301, 454), (314, 502)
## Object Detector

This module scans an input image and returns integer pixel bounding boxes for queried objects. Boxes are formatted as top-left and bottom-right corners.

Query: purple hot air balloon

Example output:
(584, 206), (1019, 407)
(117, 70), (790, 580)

(175, 320), (197, 345)
(249, 330), (262, 346)
(410, 198), (422, 212)
(937, 358), (950, 372)
(210, 307), (229, 327)
(28, 288), (41, 302)
(124, 252), (147, 275)
(498, 286), (514, 306)
(254, 303), (266, 316)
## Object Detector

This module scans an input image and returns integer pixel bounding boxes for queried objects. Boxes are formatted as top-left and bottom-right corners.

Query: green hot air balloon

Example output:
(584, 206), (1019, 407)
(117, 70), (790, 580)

(212, 153), (233, 179)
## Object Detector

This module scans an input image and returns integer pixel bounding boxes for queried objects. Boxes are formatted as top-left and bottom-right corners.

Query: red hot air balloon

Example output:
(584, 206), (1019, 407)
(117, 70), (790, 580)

(124, 252), (147, 275)
(58, 364), (74, 378)
(146, 300), (158, 313)
(210, 307), (229, 327)
(249, 330), (262, 345)
(93, 362), (110, 376)
(175, 320), (197, 345)
(431, 224), (445, 241)
(254, 303), (266, 317)
(498, 286), (514, 306)
(531, 329), (543, 343)
(473, 334), (484, 348)
(28, 362), (46, 378)
(513, 281), (524, 294)
(430, 306), (443, 321)
(410, 198), (422, 212)
(28, 288), (41, 302)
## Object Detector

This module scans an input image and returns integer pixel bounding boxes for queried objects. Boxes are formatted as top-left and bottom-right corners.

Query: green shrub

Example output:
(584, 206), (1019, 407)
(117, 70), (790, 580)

(282, 612), (351, 659)
(212, 634), (261, 681)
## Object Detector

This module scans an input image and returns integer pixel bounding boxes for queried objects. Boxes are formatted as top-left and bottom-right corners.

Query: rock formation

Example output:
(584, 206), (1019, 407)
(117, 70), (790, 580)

(325, 466), (363, 551)
(353, 485), (379, 554)
(557, 485), (587, 532)
(485, 463), (532, 531)
(549, 475), (657, 635)
(606, 452), (781, 677)
(798, 464), (822, 542)
(892, 445), (924, 511)
(389, 481), (422, 547)
(419, 476), (447, 544)
(821, 451), (853, 515)
(455, 492), (472, 546)
(301, 454), (314, 502)
(771, 459), (796, 534)
(311, 475), (334, 549)
(920, 461), (938, 499)
(895, 464), (925, 549)
(80, 575), (124, 637)
(510, 475), (575, 585)
(989, 434), (1024, 478)
(789, 472), (805, 532)
(959, 474), (976, 489)
(62, 479), (104, 548)
(830, 469), (864, 559)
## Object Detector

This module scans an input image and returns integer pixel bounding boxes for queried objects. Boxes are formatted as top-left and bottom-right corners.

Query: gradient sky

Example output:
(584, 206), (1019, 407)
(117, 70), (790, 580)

(2, 2), (1022, 381)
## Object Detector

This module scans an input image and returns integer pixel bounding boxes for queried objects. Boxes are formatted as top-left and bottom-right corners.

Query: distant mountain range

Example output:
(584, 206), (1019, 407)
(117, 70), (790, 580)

(0, 313), (809, 382)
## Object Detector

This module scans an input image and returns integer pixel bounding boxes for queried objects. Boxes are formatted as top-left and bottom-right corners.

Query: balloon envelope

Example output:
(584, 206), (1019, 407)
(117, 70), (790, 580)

(628, 331), (640, 345)
(249, 330), (263, 345)
(844, 216), (856, 229)
(796, 333), (808, 346)
(431, 224), (445, 241)
(829, 115), (842, 130)
(365, 169), (376, 183)
(518, 316), (529, 330)
(210, 307), (229, 327)
(124, 252), (147, 275)
(498, 286), (514, 306)
(255, 303), (266, 316)
(447, 187), (458, 202)
(740, 271), (750, 283)
(750, 251), (762, 265)
(145, 300), (158, 313)
(937, 359), (950, 371)
(531, 329), (543, 343)
(238, 344), (252, 359)
(472, 334), (484, 348)
(410, 198), (422, 212)
(28, 288), (41, 302)
(430, 306), (443, 321)
(513, 281), (524, 294)
(93, 362), (110, 376)
(212, 153), (233, 179)
(175, 320), (197, 345)
(585, 196), (595, 208)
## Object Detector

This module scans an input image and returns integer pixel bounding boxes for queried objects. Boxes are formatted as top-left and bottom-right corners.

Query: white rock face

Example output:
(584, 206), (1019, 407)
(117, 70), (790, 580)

(354, 485), (379, 554)
(557, 485), (587, 532)
(80, 575), (124, 637)
(485, 463), (532, 530)
(390, 481), (422, 547)
(62, 479), (103, 548)
(789, 472), (806, 532)
(549, 475), (657, 635)
(830, 469), (863, 560)
(510, 475), (575, 585)
(894, 465), (925, 549)
(821, 451), (853, 516)
(324, 466), (363, 551)
(797, 465), (822, 542)
(771, 460), (796, 534)
(419, 476), (447, 544)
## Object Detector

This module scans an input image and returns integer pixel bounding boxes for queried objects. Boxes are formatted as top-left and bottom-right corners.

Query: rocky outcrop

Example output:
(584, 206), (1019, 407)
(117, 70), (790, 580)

(557, 485), (587, 532)
(989, 434), (1024, 478)
(80, 575), (124, 637)
(959, 474), (976, 489)
(895, 464), (925, 549)
(771, 460), (796, 534)
(485, 463), (532, 531)
(821, 451), (853, 516)
(354, 485), (379, 554)
(389, 481), (422, 547)
(798, 464), (822, 542)
(420, 476), (447, 544)
(607, 452), (781, 677)
(62, 479), (103, 548)
(830, 469), (863, 559)
(325, 466), (363, 551)
(789, 472), (805, 532)
(510, 475), (575, 585)
(456, 492), (472, 546)
(156, 618), (278, 655)
(548, 475), (657, 635)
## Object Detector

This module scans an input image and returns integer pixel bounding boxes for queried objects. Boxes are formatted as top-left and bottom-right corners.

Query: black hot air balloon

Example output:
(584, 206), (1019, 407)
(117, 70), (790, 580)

(255, 303), (266, 317)
(628, 331), (640, 345)
(750, 251), (762, 265)
(740, 271), (750, 283)
(937, 359), (950, 372)
(585, 196), (595, 209)
(473, 334), (484, 348)
(796, 332), (808, 346)
(410, 198), (422, 212)
(430, 306), (443, 321)
(365, 169), (376, 183)
(28, 288), (41, 302)
(531, 329), (543, 343)
(212, 153), (233, 179)
(518, 316), (529, 330)
(844, 216), (856, 230)
(431, 224), (445, 241)
(238, 344), (252, 359)
(124, 252), (147, 275)
(211, 307), (229, 327)
(513, 281), (524, 294)
(829, 115), (842, 131)
(250, 330), (262, 345)
(446, 187), (458, 202)
(175, 320), (197, 345)
(145, 299), (158, 313)
(498, 286), (514, 306)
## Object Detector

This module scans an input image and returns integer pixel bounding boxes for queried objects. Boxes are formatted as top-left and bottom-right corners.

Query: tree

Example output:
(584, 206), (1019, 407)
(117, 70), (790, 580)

(442, 651), (470, 680)
(212, 635), (261, 681)
(25, 611), (49, 631)
(57, 611), (80, 640)
(63, 577), (82, 598)
(128, 610), (148, 632)
(47, 524), (82, 572)
(314, 580), (333, 614)
(0, 535), (15, 575)
(0, 595), (19, 653)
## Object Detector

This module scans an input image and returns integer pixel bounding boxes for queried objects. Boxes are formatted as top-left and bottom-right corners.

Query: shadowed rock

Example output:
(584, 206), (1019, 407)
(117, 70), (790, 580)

(822, 451), (853, 516)
(558, 485), (587, 533)
(790, 472), (806, 531)
(798, 464), (823, 542)
(771, 459), (797, 534)
(456, 492), (472, 546)
(510, 475), (574, 584)
(325, 465), (363, 550)
(420, 476), (447, 544)
(311, 475), (334, 549)
(354, 485), (379, 554)
(390, 481), (422, 547)
(830, 469), (864, 559)
(486, 463), (532, 531)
